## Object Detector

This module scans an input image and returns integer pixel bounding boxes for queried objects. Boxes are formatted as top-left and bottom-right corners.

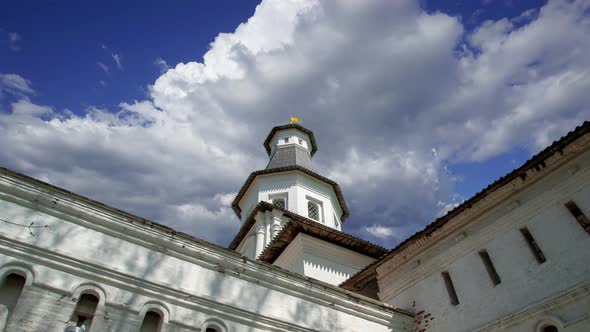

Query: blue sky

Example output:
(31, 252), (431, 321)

(1, 0), (588, 246)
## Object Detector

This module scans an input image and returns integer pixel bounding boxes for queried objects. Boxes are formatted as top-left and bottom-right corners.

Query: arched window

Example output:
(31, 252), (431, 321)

(542, 326), (558, 332)
(140, 310), (162, 332)
(202, 318), (226, 332)
(70, 293), (99, 330)
(0, 273), (27, 329)
(308, 201), (319, 221)
(205, 324), (223, 332)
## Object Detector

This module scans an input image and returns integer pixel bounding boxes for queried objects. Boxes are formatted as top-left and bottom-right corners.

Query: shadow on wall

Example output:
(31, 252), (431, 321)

(0, 197), (365, 332)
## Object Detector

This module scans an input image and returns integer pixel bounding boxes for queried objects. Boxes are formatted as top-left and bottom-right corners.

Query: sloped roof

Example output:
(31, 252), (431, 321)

(340, 120), (590, 290)
(228, 201), (386, 261)
(231, 165), (350, 221)
(266, 144), (313, 170)
(263, 123), (318, 157)
(258, 203), (387, 262)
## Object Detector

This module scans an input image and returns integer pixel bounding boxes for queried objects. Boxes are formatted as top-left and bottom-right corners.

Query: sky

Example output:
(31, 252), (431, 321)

(1, 0), (588, 247)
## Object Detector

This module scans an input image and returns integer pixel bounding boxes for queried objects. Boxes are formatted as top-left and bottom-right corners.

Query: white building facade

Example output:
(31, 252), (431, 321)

(342, 121), (590, 332)
(1, 121), (589, 332)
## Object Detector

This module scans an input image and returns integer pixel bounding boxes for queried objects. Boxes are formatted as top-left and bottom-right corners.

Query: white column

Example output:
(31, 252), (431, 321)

(255, 224), (265, 258)
(271, 212), (282, 238)
(264, 212), (272, 246)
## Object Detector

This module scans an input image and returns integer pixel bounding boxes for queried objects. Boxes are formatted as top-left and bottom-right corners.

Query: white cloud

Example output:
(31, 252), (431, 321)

(0, 73), (34, 96)
(97, 62), (109, 74)
(364, 225), (397, 239)
(154, 57), (170, 74)
(1, 0), (588, 247)
(8, 32), (21, 51)
(112, 53), (123, 70)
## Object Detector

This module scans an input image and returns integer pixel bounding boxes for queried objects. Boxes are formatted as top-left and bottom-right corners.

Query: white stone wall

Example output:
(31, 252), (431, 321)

(274, 234), (376, 286)
(268, 128), (312, 157)
(238, 172), (343, 230)
(377, 147), (590, 332)
(0, 170), (412, 332)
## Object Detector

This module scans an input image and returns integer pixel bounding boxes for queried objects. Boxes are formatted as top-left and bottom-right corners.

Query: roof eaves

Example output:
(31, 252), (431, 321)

(231, 165), (350, 221)
(263, 124), (318, 157)
(256, 202), (386, 262)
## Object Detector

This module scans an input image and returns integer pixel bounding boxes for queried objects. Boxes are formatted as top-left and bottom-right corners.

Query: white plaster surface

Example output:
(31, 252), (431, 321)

(377, 148), (590, 332)
(237, 172), (343, 229)
(0, 169), (412, 332)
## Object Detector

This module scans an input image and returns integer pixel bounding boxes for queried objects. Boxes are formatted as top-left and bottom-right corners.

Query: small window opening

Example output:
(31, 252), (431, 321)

(565, 201), (590, 234)
(272, 198), (286, 210)
(70, 293), (99, 330)
(441, 271), (459, 305)
(140, 310), (162, 332)
(542, 325), (559, 332)
(0, 273), (27, 327)
(308, 201), (319, 221)
(298, 138), (303, 145)
(284, 137), (289, 143)
(479, 250), (501, 286)
(205, 325), (222, 332)
(520, 227), (546, 263)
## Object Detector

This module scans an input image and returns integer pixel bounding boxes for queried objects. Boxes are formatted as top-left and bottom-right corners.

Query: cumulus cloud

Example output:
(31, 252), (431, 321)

(0, 0), (588, 247)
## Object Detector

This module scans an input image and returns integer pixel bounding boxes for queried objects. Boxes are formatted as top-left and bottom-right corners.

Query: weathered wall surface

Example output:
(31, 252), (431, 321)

(377, 145), (590, 331)
(0, 169), (413, 332)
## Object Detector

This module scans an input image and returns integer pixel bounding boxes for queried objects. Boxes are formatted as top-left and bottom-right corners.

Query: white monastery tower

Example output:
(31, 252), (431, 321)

(229, 123), (385, 286)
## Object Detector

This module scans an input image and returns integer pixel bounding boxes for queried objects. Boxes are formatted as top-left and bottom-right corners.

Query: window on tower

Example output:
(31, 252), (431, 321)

(308, 201), (320, 221)
(273, 198), (286, 209)
(284, 137), (289, 143)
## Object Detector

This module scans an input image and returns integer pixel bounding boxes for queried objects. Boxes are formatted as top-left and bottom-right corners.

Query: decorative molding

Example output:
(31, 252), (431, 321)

(475, 282), (590, 331)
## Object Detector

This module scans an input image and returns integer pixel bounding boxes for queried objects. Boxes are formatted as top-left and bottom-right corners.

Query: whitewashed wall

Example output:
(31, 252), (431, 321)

(377, 146), (590, 332)
(275, 234), (377, 286)
(0, 170), (412, 332)
(267, 129), (312, 157)
(238, 172), (343, 230)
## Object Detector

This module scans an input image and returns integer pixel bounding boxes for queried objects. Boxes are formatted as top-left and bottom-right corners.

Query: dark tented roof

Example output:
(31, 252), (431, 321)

(263, 124), (318, 157)
(266, 144), (313, 170)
